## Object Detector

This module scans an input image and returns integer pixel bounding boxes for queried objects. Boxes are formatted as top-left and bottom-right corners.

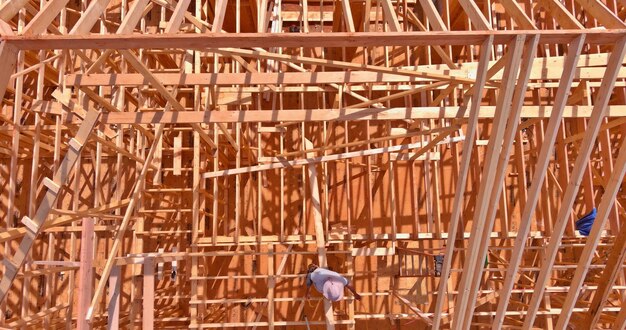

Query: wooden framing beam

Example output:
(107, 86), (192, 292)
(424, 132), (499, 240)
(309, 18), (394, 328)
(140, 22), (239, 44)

(499, 0), (537, 30)
(3, 304), (69, 328)
(98, 105), (626, 125)
(431, 36), (493, 329)
(0, 199), (130, 244)
(67, 72), (450, 86)
(203, 133), (454, 178)
(21, 0), (70, 36)
(458, 0), (492, 30)
(555, 127), (626, 327)
(85, 125), (165, 322)
(3, 0), (626, 327)
(69, 0), (113, 35)
(341, 0), (356, 32)
(537, 0), (584, 29)
(573, 0), (626, 29)
(0, 41), (17, 103)
(521, 37), (626, 330)
(452, 35), (526, 330)
(0, 109), (100, 303)
(107, 266), (121, 330)
(584, 217), (626, 328)
(614, 299), (626, 330)
(211, 0), (228, 32)
(459, 34), (539, 328)
(143, 258), (155, 330)
(418, 0), (448, 31)
(77, 218), (95, 330)
(166, 0), (192, 33)
(118, 49), (217, 149)
(492, 35), (586, 329)
(0, 0), (29, 21)
(3, 31), (626, 50)
(304, 138), (335, 329)
(208, 47), (477, 84)
(380, 0), (402, 31)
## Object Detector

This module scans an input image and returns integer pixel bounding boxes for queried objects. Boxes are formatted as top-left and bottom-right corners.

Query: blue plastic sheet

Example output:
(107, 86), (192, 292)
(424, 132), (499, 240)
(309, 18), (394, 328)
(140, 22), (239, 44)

(575, 208), (597, 236)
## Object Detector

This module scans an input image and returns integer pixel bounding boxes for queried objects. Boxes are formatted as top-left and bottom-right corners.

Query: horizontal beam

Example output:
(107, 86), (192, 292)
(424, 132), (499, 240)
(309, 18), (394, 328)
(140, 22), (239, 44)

(101, 106), (626, 124)
(67, 72), (428, 86)
(2, 30), (626, 50)
(65, 64), (626, 85)
(193, 231), (580, 244)
(202, 133), (455, 178)
(0, 199), (130, 244)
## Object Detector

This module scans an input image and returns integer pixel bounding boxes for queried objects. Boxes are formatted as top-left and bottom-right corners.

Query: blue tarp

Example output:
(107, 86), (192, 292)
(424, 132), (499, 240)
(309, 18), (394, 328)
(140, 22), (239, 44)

(575, 208), (597, 236)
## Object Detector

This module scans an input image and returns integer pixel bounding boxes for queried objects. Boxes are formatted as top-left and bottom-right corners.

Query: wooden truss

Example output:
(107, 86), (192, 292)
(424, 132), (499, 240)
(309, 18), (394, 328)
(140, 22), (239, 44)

(1, 0), (626, 329)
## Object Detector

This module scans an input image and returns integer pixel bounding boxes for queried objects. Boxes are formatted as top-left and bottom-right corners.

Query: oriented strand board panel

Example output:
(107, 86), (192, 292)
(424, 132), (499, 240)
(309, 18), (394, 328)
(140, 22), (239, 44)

(0, 0), (626, 329)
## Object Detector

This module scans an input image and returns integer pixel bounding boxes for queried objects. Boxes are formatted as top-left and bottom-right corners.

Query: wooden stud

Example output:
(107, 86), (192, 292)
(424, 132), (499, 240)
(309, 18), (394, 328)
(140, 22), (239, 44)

(86, 125), (165, 322)
(107, 266), (121, 330)
(0, 41), (18, 103)
(77, 218), (94, 330)
(142, 258), (155, 330)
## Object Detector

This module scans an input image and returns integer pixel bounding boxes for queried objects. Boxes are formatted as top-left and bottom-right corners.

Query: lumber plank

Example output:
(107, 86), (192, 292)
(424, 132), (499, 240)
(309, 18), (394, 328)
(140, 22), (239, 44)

(69, 0), (113, 35)
(211, 0), (228, 32)
(555, 58), (626, 328)
(165, 0), (192, 33)
(0, 41), (18, 103)
(380, 0), (402, 31)
(492, 35), (586, 329)
(521, 37), (626, 330)
(99, 105), (626, 125)
(573, 0), (626, 29)
(85, 125), (165, 322)
(107, 266), (120, 330)
(461, 35), (539, 328)
(6, 31), (626, 51)
(0, 109), (101, 303)
(452, 35), (526, 330)
(431, 36), (493, 329)
(143, 258), (155, 330)
(537, 0), (584, 29)
(0, 0), (29, 21)
(585, 219), (626, 328)
(458, 0), (492, 30)
(21, 0), (71, 36)
(77, 218), (94, 330)
(341, 0), (355, 32)
(499, 0), (537, 29)
(4, 304), (69, 328)
(304, 137), (335, 329)
(203, 135), (453, 178)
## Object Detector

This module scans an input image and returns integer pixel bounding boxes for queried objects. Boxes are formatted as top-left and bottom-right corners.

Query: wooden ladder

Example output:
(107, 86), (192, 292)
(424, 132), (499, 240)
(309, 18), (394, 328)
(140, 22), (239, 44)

(0, 109), (101, 302)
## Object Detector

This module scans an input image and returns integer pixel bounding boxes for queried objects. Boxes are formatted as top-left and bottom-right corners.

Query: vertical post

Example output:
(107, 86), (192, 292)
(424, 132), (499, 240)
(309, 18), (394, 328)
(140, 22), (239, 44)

(304, 138), (335, 329)
(267, 245), (275, 330)
(77, 218), (95, 330)
(143, 258), (154, 330)
(0, 41), (18, 103)
(107, 266), (120, 330)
